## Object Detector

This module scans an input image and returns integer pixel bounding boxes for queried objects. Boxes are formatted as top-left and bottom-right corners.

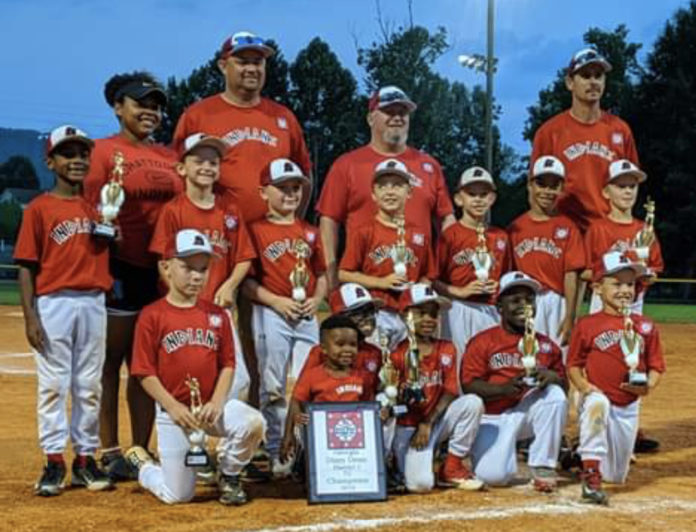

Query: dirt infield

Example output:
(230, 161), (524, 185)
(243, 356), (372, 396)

(1, 306), (695, 532)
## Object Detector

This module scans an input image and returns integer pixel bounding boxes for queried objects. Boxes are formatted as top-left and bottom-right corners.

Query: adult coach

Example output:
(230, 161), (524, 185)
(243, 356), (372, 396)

(317, 86), (455, 287)
(84, 72), (183, 479)
(530, 48), (639, 232)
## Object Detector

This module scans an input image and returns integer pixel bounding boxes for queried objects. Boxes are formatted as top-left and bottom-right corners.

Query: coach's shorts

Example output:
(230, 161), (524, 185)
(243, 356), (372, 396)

(107, 258), (160, 315)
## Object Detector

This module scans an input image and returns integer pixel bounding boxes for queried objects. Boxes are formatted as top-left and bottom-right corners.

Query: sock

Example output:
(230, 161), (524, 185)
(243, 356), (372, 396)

(582, 459), (600, 472)
(75, 455), (89, 467)
(46, 453), (64, 465)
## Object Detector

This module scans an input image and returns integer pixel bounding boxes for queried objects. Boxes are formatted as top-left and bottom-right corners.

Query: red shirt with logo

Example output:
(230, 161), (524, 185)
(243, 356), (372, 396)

(437, 223), (509, 304)
(567, 312), (665, 406)
(173, 96), (311, 223)
(292, 365), (373, 403)
(461, 326), (565, 414)
(316, 145), (453, 235)
(390, 339), (459, 427)
(130, 298), (235, 406)
(300, 343), (382, 394)
(14, 194), (112, 295)
(339, 218), (436, 310)
(507, 213), (586, 295)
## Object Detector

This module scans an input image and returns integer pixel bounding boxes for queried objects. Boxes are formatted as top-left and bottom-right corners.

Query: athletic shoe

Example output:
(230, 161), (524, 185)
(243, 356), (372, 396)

(34, 461), (66, 497)
(196, 462), (218, 486)
(581, 468), (609, 505)
(124, 446), (154, 473)
(271, 456), (294, 479)
(71, 456), (115, 491)
(634, 430), (660, 453)
(218, 474), (248, 506)
(559, 438), (581, 471)
(386, 467), (407, 494)
(530, 466), (558, 493)
(438, 453), (485, 491)
(101, 451), (138, 481)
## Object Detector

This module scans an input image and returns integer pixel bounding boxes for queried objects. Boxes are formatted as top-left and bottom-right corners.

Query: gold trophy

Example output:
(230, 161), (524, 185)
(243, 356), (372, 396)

(401, 311), (426, 405)
(632, 197), (656, 266)
(620, 304), (647, 386)
(93, 151), (126, 240)
(289, 239), (311, 303)
(184, 375), (210, 467)
(518, 304), (540, 387)
(376, 330), (407, 416)
(391, 216), (409, 277)
(471, 223), (492, 281)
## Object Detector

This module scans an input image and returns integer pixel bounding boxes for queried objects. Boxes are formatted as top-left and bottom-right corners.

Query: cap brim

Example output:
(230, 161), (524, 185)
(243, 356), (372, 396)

(608, 169), (647, 184)
(456, 178), (497, 191)
(570, 58), (612, 74)
(48, 135), (94, 155)
(170, 249), (219, 260)
(231, 43), (275, 58)
(595, 263), (645, 282)
(181, 138), (228, 160)
(499, 279), (540, 297)
(373, 169), (412, 183)
(403, 296), (452, 311)
(346, 297), (385, 313)
(126, 86), (168, 105)
(376, 100), (417, 113)
(266, 174), (311, 187)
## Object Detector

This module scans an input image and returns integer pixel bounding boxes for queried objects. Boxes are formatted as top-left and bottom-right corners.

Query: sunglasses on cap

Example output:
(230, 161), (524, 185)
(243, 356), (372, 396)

(234, 35), (266, 46)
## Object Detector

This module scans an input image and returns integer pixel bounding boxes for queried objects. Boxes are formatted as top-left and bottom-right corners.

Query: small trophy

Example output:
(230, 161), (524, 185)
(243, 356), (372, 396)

(518, 304), (540, 387)
(400, 311), (426, 405)
(184, 375), (210, 468)
(93, 151), (126, 240)
(471, 223), (492, 282)
(620, 305), (647, 386)
(289, 239), (311, 303)
(632, 197), (656, 265)
(391, 216), (409, 277)
(375, 331), (408, 416)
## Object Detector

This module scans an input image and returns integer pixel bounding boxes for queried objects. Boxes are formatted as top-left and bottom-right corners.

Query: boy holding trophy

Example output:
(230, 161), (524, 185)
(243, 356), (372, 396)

(126, 229), (265, 506)
(567, 251), (665, 505)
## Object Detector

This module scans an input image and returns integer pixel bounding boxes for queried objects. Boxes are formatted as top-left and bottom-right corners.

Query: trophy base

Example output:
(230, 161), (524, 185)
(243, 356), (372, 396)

(522, 376), (539, 387)
(185, 449), (210, 467)
(392, 404), (408, 417)
(402, 387), (426, 405)
(92, 223), (116, 240)
(628, 372), (648, 387)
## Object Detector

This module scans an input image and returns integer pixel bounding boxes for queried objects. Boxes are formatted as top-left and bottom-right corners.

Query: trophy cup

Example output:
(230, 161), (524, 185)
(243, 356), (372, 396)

(632, 197), (656, 265)
(375, 331), (408, 416)
(400, 311), (426, 405)
(93, 151), (126, 240)
(620, 304), (648, 386)
(471, 223), (492, 282)
(391, 216), (409, 277)
(518, 304), (540, 387)
(184, 375), (210, 467)
(289, 239), (311, 303)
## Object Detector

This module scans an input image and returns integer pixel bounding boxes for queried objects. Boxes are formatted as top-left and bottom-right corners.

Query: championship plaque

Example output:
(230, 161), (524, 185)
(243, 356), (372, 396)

(305, 401), (386, 504)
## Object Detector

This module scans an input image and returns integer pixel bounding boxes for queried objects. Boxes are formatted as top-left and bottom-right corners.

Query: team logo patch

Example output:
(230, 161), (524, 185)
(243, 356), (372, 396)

(277, 117), (288, 129)
(639, 321), (653, 334)
(327, 412), (365, 449)
(540, 342), (552, 354)
(422, 162), (434, 173)
(612, 133), (624, 145)
(305, 231), (316, 244)
(554, 227), (569, 240)
(412, 233), (425, 246)
(409, 174), (424, 188)
(366, 360), (378, 373)
(496, 238), (506, 251)
(209, 314), (223, 328)
(224, 215), (238, 230)
(440, 353), (453, 368)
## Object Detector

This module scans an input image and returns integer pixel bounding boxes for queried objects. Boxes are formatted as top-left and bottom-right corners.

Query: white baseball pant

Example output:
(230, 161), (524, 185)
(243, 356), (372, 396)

(229, 322), (250, 403)
(138, 400), (265, 504)
(590, 290), (645, 315)
(34, 290), (107, 455)
(470, 384), (567, 485)
(577, 392), (639, 483)
(385, 395), (484, 492)
(443, 300), (499, 376)
(534, 289), (569, 361)
(375, 309), (407, 350)
(252, 304), (318, 459)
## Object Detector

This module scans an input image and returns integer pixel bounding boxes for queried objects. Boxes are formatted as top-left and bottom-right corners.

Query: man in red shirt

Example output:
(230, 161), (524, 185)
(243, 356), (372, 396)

(318, 86), (455, 287)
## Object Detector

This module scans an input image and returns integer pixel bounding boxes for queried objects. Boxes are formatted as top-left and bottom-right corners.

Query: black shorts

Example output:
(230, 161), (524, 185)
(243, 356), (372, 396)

(107, 258), (160, 314)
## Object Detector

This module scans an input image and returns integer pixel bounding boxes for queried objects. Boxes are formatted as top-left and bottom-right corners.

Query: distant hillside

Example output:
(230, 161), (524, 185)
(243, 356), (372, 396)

(0, 128), (53, 189)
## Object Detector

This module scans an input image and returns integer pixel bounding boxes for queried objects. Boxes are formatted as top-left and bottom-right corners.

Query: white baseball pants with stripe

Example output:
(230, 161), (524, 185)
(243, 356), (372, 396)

(442, 300), (499, 377)
(229, 319), (250, 403)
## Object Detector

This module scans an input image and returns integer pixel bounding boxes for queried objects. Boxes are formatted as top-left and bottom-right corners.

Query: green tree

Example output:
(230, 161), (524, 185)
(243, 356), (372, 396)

(0, 200), (22, 241)
(0, 155), (39, 191)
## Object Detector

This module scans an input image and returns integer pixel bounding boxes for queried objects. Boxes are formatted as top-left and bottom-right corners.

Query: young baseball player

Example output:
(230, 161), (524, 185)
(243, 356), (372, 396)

(387, 284), (485, 493)
(339, 159), (436, 349)
(125, 229), (265, 506)
(15, 125), (114, 496)
(584, 160), (664, 314)
(462, 272), (567, 492)
(242, 158), (327, 474)
(508, 156), (586, 348)
(567, 252), (665, 505)
(150, 133), (256, 401)
(435, 166), (509, 364)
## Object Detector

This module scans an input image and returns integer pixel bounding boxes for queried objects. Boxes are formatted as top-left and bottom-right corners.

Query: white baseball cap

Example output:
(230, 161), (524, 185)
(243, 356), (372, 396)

(592, 251), (645, 282)
(399, 283), (451, 312)
(499, 271), (541, 297)
(373, 158), (412, 184)
(329, 283), (384, 314)
(179, 133), (228, 161)
(532, 156), (565, 180)
(261, 158), (310, 186)
(165, 229), (216, 259)
(608, 159), (647, 184)
(368, 85), (417, 113)
(220, 31), (275, 59)
(456, 166), (496, 190)
(45, 125), (94, 155)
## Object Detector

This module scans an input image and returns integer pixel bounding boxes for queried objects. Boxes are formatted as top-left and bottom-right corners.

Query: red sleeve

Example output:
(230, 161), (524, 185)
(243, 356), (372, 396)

(583, 225), (598, 268)
(297, 345), (323, 382)
(437, 230), (450, 279)
(645, 323), (666, 373)
(500, 233), (511, 276)
(218, 310), (236, 370)
(289, 112), (311, 177)
(360, 372), (376, 401)
(433, 160), (454, 220)
(565, 223), (586, 271)
(549, 341), (566, 381)
(13, 204), (42, 263)
(422, 234), (437, 280)
(316, 157), (349, 222)
(566, 321), (589, 369)
(84, 144), (111, 207)
(292, 366), (314, 402)
(648, 237), (664, 274)
(310, 229), (327, 275)
(338, 227), (365, 272)
(149, 203), (178, 256)
(172, 109), (193, 156)
(130, 309), (160, 377)
(530, 124), (551, 175)
(461, 336), (490, 385)
(441, 342), (459, 395)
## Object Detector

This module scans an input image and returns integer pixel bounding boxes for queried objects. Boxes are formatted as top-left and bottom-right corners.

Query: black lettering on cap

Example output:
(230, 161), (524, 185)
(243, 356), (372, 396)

(514, 272), (524, 279)
(544, 158), (555, 168)
(473, 169), (483, 177)
(387, 161), (398, 168)
(284, 162), (294, 173)
(622, 161), (631, 170)
(194, 235), (205, 246)
(65, 127), (76, 136)
(424, 287), (434, 296)
(355, 287), (366, 298)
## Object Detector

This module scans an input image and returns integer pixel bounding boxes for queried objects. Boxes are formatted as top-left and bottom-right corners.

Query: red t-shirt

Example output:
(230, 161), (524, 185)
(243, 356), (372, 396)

(507, 213), (586, 295)
(567, 312), (665, 406)
(461, 325), (565, 415)
(437, 223), (509, 304)
(390, 339), (459, 427)
(84, 135), (183, 268)
(300, 343), (382, 394)
(248, 218), (325, 299)
(172, 95), (311, 223)
(292, 365), (373, 403)
(130, 298), (235, 406)
(531, 111), (639, 231)
(316, 145), (453, 235)
(339, 218), (436, 309)
(14, 194), (112, 295)
(149, 193), (256, 302)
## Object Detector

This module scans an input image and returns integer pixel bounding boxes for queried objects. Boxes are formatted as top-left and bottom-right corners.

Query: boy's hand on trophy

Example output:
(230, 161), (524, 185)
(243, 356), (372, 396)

(483, 280), (498, 294)
(499, 375), (525, 396)
(272, 296), (304, 321)
(168, 401), (200, 431)
(620, 382), (650, 397)
(536, 369), (560, 389)
(299, 297), (320, 317)
(198, 401), (223, 427)
(380, 273), (408, 290)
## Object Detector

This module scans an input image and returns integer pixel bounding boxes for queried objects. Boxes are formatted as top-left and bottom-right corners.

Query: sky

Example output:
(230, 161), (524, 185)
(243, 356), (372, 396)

(0, 0), (690, 156)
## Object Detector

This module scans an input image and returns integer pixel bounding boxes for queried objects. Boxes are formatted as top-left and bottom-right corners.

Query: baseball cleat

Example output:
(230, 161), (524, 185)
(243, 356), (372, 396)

(218, 474), (248, 506)
(102, 451), (139, 481)
(35, 461), (66, 497)
(634, 431), (660, 454)
(124, 446), (154, 473)
(581, 468), (609, 505)
(530, 467), (558, 493)
(438, 453), (485, 491)
(71, 456), (115, 491)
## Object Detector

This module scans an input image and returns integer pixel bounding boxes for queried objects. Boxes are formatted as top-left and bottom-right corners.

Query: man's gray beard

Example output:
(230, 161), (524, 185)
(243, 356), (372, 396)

(382, 130), (408, 150)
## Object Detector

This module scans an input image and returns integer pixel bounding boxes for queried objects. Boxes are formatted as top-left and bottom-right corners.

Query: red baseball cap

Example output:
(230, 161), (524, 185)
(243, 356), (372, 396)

(329, 283), (384, 314)
(220, 31), (275, 59)
(260, 158), (310, 187)
(592, 251), (645, 282)
(398, 284), (451, 313)
(368, 85), (417, 113)
(45, 125), (94, 156)
(179, 133), (228, 161)
(164, 229), (217, 259)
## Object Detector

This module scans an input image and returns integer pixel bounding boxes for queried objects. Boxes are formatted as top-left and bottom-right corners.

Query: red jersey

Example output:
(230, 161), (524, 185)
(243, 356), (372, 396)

(172, 95), (311, 223)
(300, 343), (382, 393)
(292, 365), (372, 403)
(339, 218), (436, 309)
(567, 312), (665, 406)
(437, 223), (509, 305)
(130, 298), (235, 406)
(507, 213), (586, 295)
(461, 326), (565, 415)
(14, 194), (112, 296)
(531, 111), (639, 231)
(390, 339), (459, 427)
(248, 218), (325, 299)
(84, 135), (183, 268)
(149, 194), (256, 302)
(316, 145), (453, 235)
